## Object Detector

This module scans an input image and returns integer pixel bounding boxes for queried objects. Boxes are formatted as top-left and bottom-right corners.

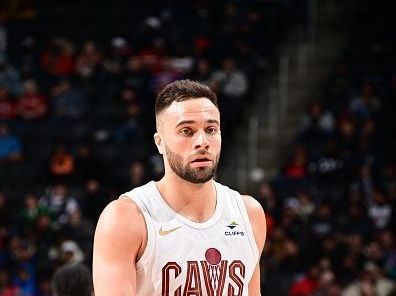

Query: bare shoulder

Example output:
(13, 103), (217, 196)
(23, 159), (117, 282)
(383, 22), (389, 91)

(94, 197), (146, 256)
(241, 195), (266, 253)
(241, 195), (265, 222)
(240, 195), (266, 233)
(97, 197), (145, 231)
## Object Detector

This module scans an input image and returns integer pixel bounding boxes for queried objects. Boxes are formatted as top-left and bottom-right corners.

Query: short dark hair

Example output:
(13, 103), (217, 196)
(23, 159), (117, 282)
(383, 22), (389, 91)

(155, 79), (218, 115)
(52, 263), (92, 296)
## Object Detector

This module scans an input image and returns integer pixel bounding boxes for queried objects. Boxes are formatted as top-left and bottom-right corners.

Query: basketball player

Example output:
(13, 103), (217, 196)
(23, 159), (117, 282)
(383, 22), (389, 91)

(93, 80), (266, 295)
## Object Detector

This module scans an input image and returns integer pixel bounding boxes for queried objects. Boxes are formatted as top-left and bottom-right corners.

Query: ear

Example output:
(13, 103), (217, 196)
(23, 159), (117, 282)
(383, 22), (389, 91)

(154, 132), (164, 155)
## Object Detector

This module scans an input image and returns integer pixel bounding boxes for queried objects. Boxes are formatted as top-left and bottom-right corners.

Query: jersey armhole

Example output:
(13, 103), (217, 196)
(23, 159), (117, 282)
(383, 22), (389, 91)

(234, 193), (260, 263)
(122, 195), (155, 271)
(136, 210), (155, 270)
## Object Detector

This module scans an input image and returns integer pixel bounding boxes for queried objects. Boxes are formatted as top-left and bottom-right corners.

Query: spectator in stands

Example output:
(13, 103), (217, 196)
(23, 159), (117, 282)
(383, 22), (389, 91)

(75, 40), (102, 79)
(0, 231), (9, 280)
(12, 267), (36, 296)
(278, 232), (304, 273)
(123, 56), (151, 97)
(0, 85), (17, 121)
(17, 36), (40, 78)
(262, 228), (301, 295)
(74, 143), (102, 185)
(0, 20), (6, 53)
(61, 210), (94, 262)
(112, 102), (143, 143)
(283, 145), (309, 184)
(279, 203), (304, 240)
(39, 184), (79, 225)
(295, 192), (315, 223)
(118, 86), (138, 106)
(150, 57), (182, 94)
(335, 117), (356, 158)
(288, 264), (320, 296)
(102, 37), (131, 76)
(50, 79), (87, 122)
(168, 53), (193, 77)
(138, 36), (166, 75)
(0, 191), (11, 247)
(52, 263), (93, 296)
(342, 262), (396, 296)
(350, 164), (375, 206)
(58, 240), (84, 266)
(256, 181), (277, 213)
(340, 202), (374, 240)
(128, 160), (148, 188)
(0, 54), (22, 96)
(0, 268), (21, 295)
(40, 38), (75, 77)
(115, 86), (147, 119)
(360, 118), (377, 143)
(8, 238), (36, 295)
(319, 235), (342, 274)
(33, 212), (58, 277)
(210, 58), (249, 101)
(18, 78), (48, 121)
(378, 230), (396, 279)
(312, 269), (341, 296)
(310, 203), (334, 238)
(349, 82), (381, 122)
(190, 58), (213, 86)
(359, 118), (382, 158)
(255, 181), (277, 235)
(364, 240), (385, 268)
(0, 123), (22, 163)
(299, 101), (335, 143)
(340, 234), (365, 282)
(36, 277), (52, 296)
(82, 179), (108, 222)
(209, 57), (248, 129)
(19, 193), (50, 234)
(368, 189), (392, 230)
(49, 145), (75, 184)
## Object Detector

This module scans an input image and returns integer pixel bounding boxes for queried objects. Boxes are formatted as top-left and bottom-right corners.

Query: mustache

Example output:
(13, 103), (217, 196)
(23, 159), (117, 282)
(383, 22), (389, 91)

(188, 151), (214, 161)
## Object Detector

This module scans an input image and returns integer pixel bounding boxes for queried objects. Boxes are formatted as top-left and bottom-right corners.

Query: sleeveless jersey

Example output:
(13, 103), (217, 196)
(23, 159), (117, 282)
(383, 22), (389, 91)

(122, 181), (259, 296)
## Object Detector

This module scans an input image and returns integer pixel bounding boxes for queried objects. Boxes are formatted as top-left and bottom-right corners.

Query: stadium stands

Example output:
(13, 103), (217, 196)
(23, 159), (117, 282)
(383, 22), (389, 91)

(0, 1), (304, 294)
(261, 0), (396, 294)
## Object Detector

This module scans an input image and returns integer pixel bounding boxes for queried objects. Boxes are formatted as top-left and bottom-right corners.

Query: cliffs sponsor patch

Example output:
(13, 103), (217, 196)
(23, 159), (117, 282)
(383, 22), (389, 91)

(225, 221), (245, 236)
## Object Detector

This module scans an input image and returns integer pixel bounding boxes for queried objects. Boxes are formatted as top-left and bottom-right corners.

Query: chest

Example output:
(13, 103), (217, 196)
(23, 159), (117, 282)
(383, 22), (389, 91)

(148, 218), (255, 295)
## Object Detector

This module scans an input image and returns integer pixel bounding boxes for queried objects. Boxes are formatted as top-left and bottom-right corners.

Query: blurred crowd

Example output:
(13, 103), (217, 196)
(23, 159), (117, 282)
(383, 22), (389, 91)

(258, 1), (396, 295)
(0, 0), (305, 295)
(3, 1), (395, 296)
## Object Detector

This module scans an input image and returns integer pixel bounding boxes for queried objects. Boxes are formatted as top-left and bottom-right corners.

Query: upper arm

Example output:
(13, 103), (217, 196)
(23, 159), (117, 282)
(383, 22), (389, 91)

(242, 195), (266, 295)
(92, 199), (145, 296)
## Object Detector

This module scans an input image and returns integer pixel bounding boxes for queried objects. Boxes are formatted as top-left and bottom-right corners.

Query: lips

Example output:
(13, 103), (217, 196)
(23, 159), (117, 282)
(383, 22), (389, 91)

(191, 156), (211, 163)
(190, 158), (212, 168)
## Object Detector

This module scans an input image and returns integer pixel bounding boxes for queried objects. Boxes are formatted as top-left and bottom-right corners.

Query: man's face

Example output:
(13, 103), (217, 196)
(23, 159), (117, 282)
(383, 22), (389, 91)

(155, 98), (221, 184)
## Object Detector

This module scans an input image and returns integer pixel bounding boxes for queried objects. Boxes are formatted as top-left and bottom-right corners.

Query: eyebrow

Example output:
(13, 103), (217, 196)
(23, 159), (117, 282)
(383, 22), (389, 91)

(175, 119), (220, 129)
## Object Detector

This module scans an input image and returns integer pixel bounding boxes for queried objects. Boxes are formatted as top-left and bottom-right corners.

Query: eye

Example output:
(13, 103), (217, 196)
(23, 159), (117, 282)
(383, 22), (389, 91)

(180, 128), (193, 137)
(206, 127), (218, 135)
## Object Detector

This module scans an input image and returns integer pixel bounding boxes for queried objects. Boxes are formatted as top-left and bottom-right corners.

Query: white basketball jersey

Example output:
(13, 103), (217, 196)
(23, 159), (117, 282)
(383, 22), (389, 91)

(122, 181), (259, 296)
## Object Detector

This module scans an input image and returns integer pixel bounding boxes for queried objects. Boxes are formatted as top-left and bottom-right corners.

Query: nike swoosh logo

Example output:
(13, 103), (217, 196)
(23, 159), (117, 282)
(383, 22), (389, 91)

(159, 226), (182, 236)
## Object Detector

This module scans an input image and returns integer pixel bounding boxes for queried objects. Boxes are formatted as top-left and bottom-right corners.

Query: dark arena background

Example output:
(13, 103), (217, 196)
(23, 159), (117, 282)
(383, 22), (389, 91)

(0, 0), (396, 295)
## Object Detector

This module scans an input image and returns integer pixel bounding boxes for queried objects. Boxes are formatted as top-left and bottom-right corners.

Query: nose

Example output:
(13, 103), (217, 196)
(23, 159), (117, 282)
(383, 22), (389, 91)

(193, 130), (209, 150)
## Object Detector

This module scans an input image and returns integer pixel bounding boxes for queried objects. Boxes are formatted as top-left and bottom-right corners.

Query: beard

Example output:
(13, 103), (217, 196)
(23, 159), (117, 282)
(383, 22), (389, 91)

(165, 144), (219, 184)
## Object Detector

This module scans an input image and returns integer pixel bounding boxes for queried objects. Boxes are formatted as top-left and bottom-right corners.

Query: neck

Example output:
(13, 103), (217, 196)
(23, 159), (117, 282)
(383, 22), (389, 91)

(156, 172), (217, 223)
